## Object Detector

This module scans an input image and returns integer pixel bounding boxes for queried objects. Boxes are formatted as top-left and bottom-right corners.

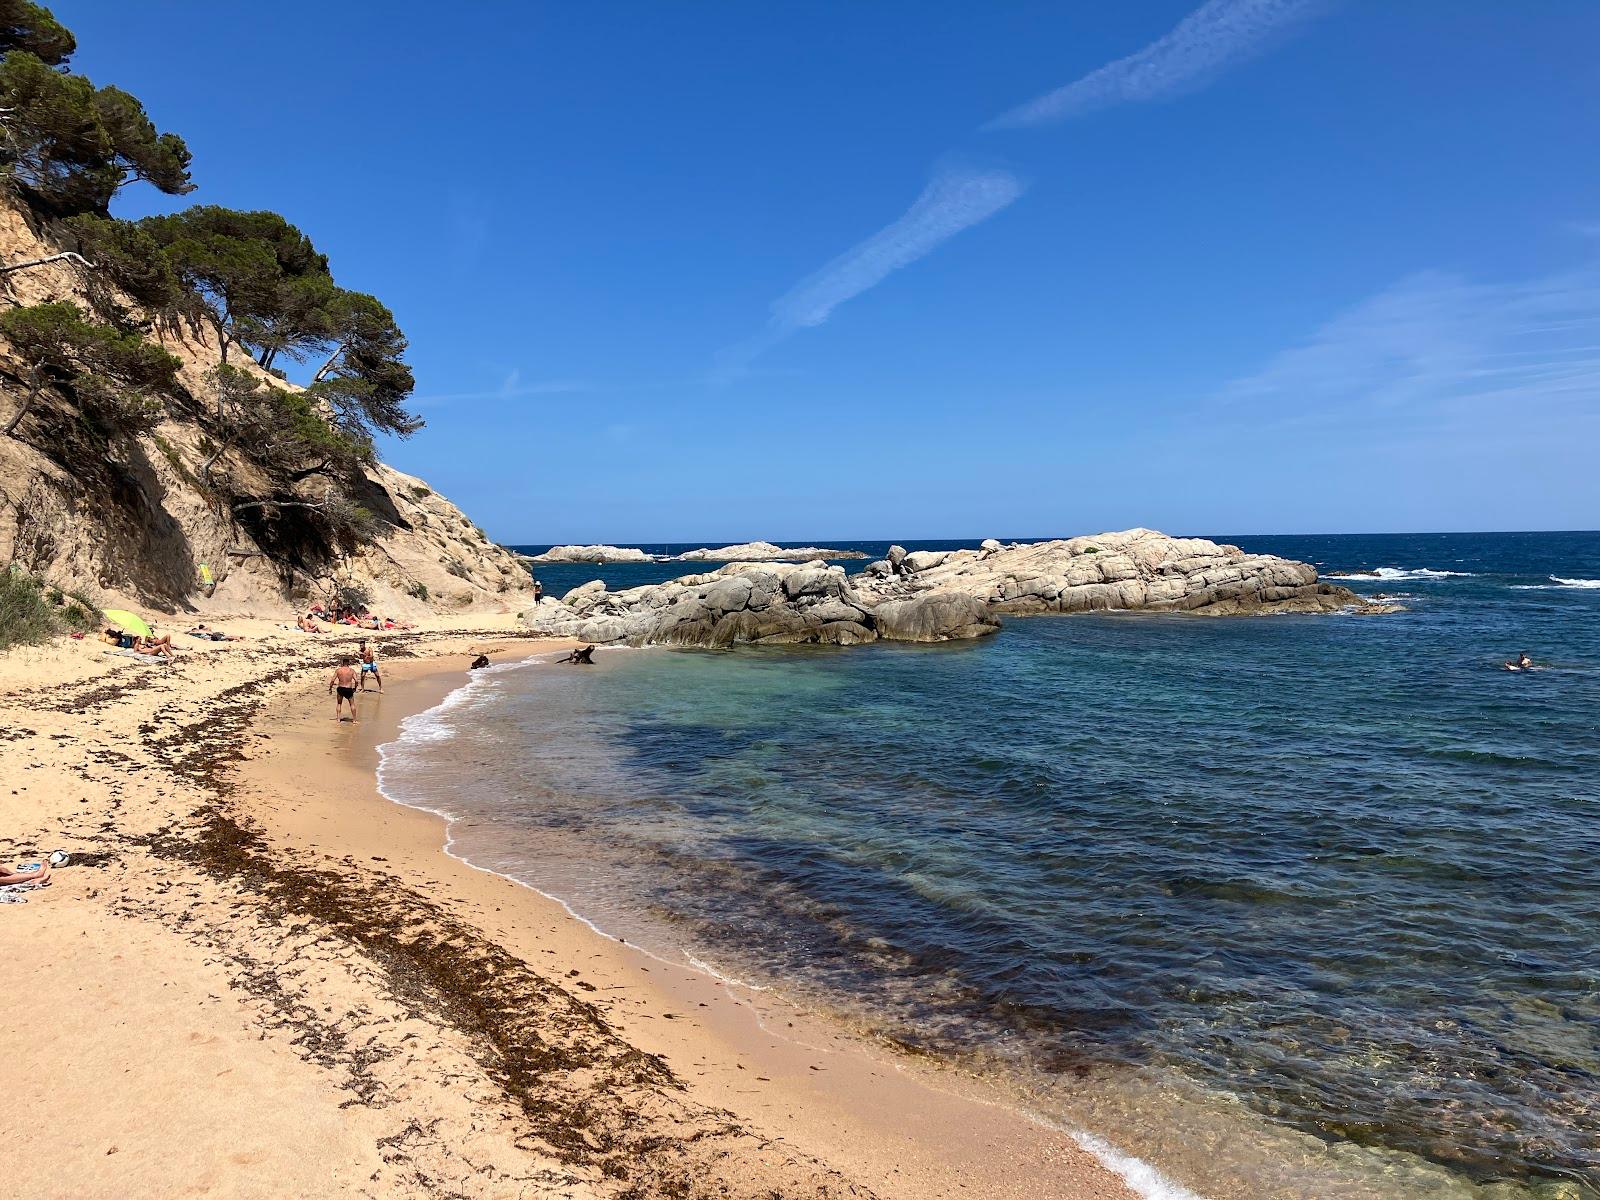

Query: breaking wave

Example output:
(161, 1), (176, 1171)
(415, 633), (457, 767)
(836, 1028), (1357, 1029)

(1330, 567), (1473, 581)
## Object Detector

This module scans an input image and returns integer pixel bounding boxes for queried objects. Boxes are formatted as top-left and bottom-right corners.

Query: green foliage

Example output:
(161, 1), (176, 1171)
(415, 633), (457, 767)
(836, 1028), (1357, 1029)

(329, 581), (370, 613)
(409, 484), (431, 500)
(0, 300), (179, 386)
(307, 289), (420, 440)
(406, 580), (429, 601)
(0, 50), (193, 215)
(138, 210), (421, 442)
(0, 0), (74, 64)
(139, 207), (328, 359)
(0, 565), (98, 651)
(89, 84), (193, 194)
(208, 363), (366, 479)
(0, 302), (178, 436)
(64, 214), (182, 312)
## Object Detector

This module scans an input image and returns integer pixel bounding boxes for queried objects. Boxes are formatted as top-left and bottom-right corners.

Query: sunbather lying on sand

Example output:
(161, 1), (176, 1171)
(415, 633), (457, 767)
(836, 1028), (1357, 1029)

(1, 859), (51, 887)
(186, 623), (243, 642)
(103, 629), (175, 658)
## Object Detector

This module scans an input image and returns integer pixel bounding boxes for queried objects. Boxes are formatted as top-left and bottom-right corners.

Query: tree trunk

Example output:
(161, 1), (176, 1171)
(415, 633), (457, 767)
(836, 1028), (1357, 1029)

(231, 498), (333, 514)
(0, 251), (97, 275)
(2, 366), (45, 437)
(312, 343), (347, 383)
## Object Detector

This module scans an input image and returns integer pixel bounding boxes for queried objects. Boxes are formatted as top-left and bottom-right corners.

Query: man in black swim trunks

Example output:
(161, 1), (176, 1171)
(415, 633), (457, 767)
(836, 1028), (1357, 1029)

(329, 656), (360, 722)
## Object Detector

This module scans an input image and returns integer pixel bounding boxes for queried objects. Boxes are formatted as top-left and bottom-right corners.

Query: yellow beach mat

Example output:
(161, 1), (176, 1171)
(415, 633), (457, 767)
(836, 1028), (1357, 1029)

(102, 608), (152, 638)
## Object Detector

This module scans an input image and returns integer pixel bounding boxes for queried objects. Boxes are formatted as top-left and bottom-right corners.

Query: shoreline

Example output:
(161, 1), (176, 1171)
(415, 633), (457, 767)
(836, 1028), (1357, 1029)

(0, 616), (1144, 1199)
(245, 647), (1154, 1198)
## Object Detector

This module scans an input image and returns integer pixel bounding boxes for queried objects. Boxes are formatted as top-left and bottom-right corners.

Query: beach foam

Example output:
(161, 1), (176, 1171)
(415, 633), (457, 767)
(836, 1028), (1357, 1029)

(1333, 567), (1473, 581)
(1511, 576), (1600, 590)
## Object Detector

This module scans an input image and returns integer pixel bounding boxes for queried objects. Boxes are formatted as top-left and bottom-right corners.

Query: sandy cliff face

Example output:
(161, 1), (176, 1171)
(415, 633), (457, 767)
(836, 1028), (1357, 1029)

(0, 197), (531, 617)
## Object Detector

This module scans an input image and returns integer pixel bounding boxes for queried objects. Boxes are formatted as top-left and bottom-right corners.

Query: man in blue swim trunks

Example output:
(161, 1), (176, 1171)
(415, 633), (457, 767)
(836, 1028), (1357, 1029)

(357, 639), (383, 692)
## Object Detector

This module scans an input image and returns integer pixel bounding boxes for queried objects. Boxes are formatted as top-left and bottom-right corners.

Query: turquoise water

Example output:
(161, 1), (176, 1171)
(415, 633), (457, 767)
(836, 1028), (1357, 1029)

(389, 533), (1600, 1198)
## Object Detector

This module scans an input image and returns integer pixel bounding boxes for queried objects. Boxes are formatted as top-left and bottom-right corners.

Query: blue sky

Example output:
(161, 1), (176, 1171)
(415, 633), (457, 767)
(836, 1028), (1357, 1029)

(71, 1), (1600, 541)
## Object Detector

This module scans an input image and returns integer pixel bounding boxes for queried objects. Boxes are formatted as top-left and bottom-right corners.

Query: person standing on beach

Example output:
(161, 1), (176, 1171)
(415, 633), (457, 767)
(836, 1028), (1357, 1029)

(357, 639), (383, 692)
(329, 657), (360, 722)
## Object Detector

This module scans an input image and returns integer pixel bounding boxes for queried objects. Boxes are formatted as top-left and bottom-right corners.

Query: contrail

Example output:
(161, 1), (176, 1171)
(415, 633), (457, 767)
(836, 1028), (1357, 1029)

(715, 164), (1023, 377)
(987, 0), (1321, 130)
(719, 1), (1323, 376)
(772, 166), (1024, 331)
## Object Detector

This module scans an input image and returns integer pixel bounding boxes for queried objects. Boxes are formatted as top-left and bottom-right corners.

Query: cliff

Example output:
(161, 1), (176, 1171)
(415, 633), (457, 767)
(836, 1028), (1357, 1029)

(0, 195), (531, 618)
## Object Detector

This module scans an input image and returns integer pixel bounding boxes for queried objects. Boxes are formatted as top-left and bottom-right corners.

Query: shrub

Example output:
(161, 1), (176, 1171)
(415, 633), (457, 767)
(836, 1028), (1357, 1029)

(406, 580), (429, 601)
(0, 566), (100, 651)
(329, 582), (370, 613)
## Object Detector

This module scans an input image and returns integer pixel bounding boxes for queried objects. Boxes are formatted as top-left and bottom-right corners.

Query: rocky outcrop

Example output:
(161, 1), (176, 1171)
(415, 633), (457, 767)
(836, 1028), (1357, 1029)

(526, 544), (659, 563)
(0, 195), (531, 618)
(856, 529), (1364, 617)
(672, 541), (866, 562)
(526, 561), (999, 648)
(524, 529), (1382, 649)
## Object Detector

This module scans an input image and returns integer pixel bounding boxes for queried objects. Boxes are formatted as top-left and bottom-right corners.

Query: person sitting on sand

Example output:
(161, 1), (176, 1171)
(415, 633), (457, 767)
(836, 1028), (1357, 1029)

(558, 645), (596, 665)
(133, 633), (175, 660)
(329, 656), (360, 722)
(103, 626), (136, 650)
(357, 639), (383, 693)
(297, 614), (324, 633)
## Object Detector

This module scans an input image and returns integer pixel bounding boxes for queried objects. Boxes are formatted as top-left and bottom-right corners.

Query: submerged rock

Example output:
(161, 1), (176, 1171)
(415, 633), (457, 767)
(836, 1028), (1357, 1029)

(523, 528), (1389, 648)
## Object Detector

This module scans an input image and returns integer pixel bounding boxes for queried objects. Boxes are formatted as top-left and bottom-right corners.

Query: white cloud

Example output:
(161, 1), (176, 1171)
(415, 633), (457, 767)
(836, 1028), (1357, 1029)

(987, 0), (1322, 130)
(716, 164), (1024, 378)
(1219, 264), (1600, 427)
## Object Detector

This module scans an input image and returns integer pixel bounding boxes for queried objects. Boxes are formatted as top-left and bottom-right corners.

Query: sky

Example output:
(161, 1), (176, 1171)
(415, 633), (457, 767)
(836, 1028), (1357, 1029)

(67, 1), (1600, 542)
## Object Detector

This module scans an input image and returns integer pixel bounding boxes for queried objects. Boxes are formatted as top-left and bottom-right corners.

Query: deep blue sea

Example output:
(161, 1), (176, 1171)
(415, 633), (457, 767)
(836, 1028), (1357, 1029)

(385, 533), (1600, 1199)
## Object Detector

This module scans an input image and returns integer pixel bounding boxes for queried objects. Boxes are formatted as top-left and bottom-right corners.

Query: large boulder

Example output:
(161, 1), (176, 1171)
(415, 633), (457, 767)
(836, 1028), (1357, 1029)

(872, 592), (1001, 642)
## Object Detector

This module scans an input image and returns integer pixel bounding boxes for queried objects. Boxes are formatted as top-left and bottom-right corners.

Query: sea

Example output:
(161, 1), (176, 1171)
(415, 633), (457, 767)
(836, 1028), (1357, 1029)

(379, 532), (1599, 1200)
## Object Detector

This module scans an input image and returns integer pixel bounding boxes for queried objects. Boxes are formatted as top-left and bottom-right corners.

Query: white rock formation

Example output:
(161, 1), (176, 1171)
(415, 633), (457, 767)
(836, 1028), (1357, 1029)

(672, 541), (866, 562)
(525, 529), (1383, 648)
(526, 545), (660, 563)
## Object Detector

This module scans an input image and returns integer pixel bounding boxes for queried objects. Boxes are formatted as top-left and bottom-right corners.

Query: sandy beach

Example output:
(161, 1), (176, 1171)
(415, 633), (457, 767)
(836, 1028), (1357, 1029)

(0, 618), (1138, 1199)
